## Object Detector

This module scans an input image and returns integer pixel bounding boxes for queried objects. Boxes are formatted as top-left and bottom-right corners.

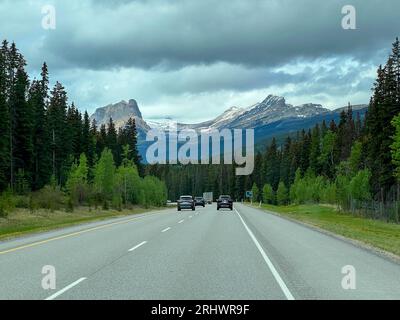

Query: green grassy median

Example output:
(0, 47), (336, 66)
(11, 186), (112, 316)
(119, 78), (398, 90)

(0, 206), (163, 241)
(255, 203), (400, 257)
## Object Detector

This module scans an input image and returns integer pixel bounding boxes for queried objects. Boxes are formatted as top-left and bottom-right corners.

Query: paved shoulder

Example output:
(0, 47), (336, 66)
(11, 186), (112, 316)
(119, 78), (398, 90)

(235, 203), (400, 299)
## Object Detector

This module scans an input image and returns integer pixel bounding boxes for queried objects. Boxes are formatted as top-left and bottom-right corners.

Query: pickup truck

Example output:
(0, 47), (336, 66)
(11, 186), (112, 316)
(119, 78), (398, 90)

(217, 195), (233, 211)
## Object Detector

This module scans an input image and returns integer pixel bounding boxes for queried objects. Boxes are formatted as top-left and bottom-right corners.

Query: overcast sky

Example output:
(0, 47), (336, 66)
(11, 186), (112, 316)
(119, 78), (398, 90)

(1, 0), (399, 122)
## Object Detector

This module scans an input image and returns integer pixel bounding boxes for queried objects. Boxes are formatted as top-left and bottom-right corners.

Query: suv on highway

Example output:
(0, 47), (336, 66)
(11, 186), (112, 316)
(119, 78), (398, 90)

(217, 195), (233, 211)
(194, 197), (205, 207)
(177, 195), (195, 211)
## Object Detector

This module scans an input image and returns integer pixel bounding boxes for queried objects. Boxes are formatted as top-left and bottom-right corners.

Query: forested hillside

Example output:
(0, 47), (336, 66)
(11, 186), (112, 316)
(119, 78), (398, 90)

(149, 38), (400, 223)
(0, 40), (166, 216)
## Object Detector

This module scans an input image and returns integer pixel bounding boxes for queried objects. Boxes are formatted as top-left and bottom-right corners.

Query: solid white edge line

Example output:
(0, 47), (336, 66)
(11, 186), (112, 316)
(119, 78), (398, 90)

(234, 207), (295, 300)
(128, 241), (147, 252)
(162, 227), (171, 233)
(45, 277), (87, 300)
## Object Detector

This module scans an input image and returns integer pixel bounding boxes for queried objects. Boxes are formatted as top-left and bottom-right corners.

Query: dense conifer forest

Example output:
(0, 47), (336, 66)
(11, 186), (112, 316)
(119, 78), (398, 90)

(0, 40), (167, 216)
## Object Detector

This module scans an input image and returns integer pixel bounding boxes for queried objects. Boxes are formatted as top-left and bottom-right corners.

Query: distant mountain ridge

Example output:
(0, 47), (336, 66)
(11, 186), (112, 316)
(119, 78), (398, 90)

(89, 95), (368, 159)
(148, 95), (333, 131)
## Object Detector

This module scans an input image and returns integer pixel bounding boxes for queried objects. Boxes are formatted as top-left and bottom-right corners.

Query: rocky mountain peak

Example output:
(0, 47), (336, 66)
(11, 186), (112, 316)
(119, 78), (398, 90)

(260, 95), (286, 108)
(90, 98), (149, 132)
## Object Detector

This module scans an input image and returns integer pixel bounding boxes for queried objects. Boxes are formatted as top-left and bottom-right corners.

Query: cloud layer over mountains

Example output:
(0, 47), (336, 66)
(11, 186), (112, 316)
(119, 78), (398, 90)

(1, 0), (399, 121)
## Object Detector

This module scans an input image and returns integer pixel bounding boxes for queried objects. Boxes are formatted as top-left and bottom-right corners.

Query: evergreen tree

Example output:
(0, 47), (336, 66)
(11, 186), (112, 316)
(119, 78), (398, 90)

(6, 42), (26, 190)
(89, 119), (98, 167)
(67, 102), (83, 160)
(299, 129), (311, 174)
(363, 38), (400, 197)
(12, 65), (33, 190)
(319, 130), (337, 178)
(0, 41), (9, 191)
(280, 137), (292, 187)
(106, 118), (118, 164)
(30, 63), (51, 190)
(390, 114), (400, 181)
(263, 138), (280, 190)
(119, 117), (143, 176)
(252, 152), (263, 192)
(309, 124), (321, 175)
(47, 82), (69, 184)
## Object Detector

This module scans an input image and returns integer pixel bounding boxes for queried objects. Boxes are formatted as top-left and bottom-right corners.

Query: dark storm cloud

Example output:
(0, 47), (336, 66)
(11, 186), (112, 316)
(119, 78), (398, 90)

(40, 0), (400, 71)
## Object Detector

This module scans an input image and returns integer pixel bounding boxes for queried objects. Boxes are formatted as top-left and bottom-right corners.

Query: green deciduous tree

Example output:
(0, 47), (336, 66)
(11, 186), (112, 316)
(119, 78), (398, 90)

(262, 183), (274, 204)
(251, 183), (259, 202)
(93, 148), (115, 205)
(349, 169), (371, 203)
(276, 181), (288, 205)
(66, 153), (89, 205)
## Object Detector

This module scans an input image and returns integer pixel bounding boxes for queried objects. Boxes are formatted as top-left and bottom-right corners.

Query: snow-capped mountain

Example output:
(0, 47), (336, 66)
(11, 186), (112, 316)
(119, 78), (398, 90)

(90, 95), (365, 133)
(148, 95), (330, 131)
(187, 106), (246, 130)
(225, 95), (329, 129)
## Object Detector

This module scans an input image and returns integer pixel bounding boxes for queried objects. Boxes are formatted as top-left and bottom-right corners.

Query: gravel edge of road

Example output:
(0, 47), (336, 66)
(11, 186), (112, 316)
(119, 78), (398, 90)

(243, 203), (400, 266)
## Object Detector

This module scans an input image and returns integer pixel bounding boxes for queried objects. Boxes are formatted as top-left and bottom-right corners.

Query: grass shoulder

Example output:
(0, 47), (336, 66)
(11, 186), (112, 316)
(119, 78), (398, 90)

(253, 203), (400, 257)
(0, 206), (165, 241)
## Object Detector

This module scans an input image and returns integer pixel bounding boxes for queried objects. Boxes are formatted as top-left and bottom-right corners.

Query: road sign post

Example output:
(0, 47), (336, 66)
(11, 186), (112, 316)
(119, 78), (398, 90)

(245, 191), (253, 204)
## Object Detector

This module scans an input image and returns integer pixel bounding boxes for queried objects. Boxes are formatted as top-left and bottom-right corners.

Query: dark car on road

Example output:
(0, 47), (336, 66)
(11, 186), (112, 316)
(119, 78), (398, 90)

(177, 195), (195, 211)
(217, 195), (233, 210)
(194, 197), (206, 207)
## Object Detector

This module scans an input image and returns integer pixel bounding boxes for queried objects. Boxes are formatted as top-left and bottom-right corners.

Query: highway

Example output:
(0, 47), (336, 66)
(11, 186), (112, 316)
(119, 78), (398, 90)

(0, 203), (400, 300)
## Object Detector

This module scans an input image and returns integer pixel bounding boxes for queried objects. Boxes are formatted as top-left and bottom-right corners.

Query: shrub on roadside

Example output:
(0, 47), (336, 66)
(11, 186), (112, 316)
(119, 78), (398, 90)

(112, 194), (123, 211)
(0, 190), (15, 218)
(31, 185), (66, 212)
(14, 195), (30, 209)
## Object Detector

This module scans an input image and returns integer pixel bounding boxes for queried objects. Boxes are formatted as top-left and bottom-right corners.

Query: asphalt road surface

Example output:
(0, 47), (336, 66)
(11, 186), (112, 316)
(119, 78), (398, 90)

(1, 203), (400, 300)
